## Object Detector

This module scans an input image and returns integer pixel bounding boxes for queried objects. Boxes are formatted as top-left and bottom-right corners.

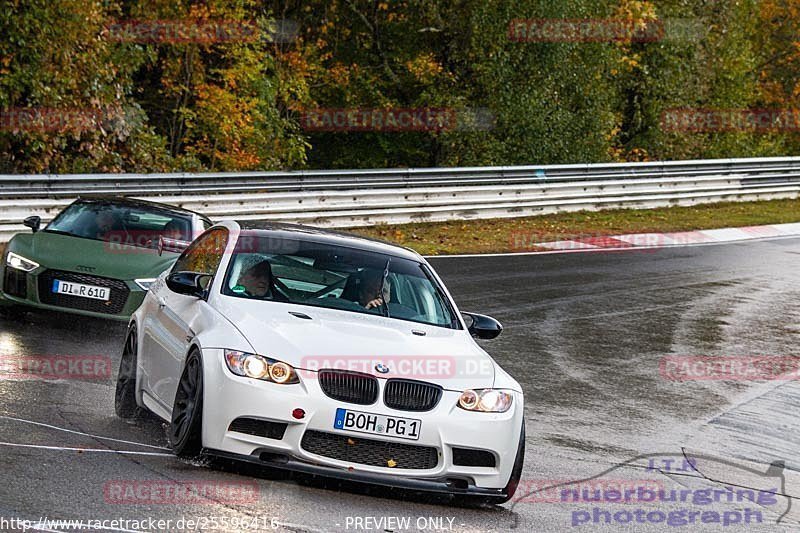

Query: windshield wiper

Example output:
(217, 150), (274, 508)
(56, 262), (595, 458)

(379, 258), (391, 318)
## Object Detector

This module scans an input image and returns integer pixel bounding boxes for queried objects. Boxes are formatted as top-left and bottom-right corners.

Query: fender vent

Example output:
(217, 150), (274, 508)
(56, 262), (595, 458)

(3, 269), (27, 298)
(452, 447), (496, 467)
(228, 417), (287, 440)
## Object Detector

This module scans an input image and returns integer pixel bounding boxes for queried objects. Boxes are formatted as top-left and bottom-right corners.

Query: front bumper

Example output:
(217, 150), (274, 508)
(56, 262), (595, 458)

(206, 447), (510, 501)
(201, 348), (524, 492)
(0, 264), (146, 321)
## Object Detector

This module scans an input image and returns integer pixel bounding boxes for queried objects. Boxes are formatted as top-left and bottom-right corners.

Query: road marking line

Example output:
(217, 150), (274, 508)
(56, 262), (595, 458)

(0, 441), (173, 456)
(0, 414), (169, 450)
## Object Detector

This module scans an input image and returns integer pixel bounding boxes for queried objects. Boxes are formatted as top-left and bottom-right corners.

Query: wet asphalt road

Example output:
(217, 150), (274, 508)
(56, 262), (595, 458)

(1, 238), (799, 532)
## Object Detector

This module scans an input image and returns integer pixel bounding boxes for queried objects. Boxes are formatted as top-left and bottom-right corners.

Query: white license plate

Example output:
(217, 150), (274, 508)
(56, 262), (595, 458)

(52, 279), (110, 301)
(334, 408), (421, 441)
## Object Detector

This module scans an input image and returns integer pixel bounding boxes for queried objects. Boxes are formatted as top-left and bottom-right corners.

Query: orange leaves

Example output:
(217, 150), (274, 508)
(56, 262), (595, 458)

(0, 54), (13, 76)
(187, 82), (265, 170)
(614, 0), (659, 30)
(328, 64), (351, 87)
(756, 0), (800, 108)
(281, 50), (312, 72)
(405, 53), (443, 83)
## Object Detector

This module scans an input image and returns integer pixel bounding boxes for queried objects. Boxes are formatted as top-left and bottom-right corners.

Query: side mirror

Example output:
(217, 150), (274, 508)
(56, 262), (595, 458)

(166, 272), (210, 298)
(23, 216), (41, 233)
(463, 312), (503, 340)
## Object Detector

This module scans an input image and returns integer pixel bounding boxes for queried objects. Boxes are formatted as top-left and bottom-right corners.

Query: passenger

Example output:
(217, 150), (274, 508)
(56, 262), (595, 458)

(354, 268), (391, 310)
(162, 219), (187, 241)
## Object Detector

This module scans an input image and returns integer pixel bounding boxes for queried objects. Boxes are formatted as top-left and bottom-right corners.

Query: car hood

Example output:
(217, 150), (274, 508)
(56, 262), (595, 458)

(213, 297), (496, 391)
(11, 231), (178, 280)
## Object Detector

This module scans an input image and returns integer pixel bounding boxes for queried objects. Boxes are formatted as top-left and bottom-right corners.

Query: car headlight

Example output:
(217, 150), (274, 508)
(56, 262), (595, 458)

(6, 251), (39, 272)
(134, 278), (157, 291)
(224, 349), (298, 384)
(457, 389), (514, 413)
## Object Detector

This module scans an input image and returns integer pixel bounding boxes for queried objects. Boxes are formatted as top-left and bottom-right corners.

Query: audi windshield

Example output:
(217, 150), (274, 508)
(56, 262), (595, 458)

(45, 200), (195, 247)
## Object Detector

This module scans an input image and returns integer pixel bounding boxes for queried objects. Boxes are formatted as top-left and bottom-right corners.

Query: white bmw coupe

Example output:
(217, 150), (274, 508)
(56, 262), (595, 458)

(115, 221), (525, 503)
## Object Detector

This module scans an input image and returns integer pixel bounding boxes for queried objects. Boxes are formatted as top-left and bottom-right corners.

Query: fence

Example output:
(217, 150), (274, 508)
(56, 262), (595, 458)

(2, 157), (800, 242)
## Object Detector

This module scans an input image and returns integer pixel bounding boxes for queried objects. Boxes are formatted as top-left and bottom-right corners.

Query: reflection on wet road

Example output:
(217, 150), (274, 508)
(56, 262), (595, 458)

(1, 237), (799, 531)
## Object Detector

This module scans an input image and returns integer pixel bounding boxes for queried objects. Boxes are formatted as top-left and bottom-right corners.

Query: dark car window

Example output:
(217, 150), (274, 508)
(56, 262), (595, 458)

(172, 228), (229, 276)
(221, 234), (460, 329)
(45, 200), (194, 247)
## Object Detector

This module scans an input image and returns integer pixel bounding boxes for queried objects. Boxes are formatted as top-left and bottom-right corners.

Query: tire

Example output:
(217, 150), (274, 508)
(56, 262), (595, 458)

(115, 327), (144, 419)
(170, 349), (204, 458)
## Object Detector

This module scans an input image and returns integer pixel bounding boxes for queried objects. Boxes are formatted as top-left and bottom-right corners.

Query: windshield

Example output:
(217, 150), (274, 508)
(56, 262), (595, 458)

(221, 235), (460, 329)
(45, 201), (194, 248)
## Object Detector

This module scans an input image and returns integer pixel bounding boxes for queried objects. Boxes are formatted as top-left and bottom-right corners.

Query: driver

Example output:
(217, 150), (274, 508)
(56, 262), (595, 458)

(237, 260), (286, 300)
(92, 210), (120, 239)
(356, 268), (391, 310)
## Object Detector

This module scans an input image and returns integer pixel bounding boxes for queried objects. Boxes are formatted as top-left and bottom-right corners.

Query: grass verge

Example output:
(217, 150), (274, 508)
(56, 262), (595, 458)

(347, 198), (800, 255)
(2, 198), (798, 257)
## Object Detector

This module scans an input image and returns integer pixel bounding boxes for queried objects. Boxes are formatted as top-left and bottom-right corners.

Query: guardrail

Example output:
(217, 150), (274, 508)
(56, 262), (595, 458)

(2, 156), (800, 242)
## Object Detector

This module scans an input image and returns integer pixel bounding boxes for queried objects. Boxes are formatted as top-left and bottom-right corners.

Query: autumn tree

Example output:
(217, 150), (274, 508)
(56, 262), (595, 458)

(0, 0), (168, 173)
(121, 0), (308, 170)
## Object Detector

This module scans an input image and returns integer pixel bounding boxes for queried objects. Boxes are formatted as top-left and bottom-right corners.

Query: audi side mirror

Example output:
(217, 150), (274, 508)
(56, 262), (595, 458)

(23, 216), (41, 233)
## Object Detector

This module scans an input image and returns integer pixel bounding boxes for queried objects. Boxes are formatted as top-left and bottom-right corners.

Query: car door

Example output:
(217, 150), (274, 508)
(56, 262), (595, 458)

(143, 227), (228, 412)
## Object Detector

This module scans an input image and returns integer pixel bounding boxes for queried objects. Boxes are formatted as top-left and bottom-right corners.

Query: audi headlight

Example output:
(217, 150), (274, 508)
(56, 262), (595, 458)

(6, 252), (39, 272)
(224, 350), (298, 384)
(458, 389), (514, 413)
(134, 278), (157, 291)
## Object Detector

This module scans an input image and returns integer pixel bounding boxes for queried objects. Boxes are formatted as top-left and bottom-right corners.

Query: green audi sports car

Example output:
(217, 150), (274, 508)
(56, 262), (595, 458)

(1, 197), (212, 320)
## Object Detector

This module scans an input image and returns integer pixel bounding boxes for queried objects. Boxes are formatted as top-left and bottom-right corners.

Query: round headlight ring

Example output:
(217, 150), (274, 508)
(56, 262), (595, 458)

(243, 355), (269, 379)
(478, 390), (502, 411)
(269, 362), (292, 384)
(459, 389), (479, 410)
